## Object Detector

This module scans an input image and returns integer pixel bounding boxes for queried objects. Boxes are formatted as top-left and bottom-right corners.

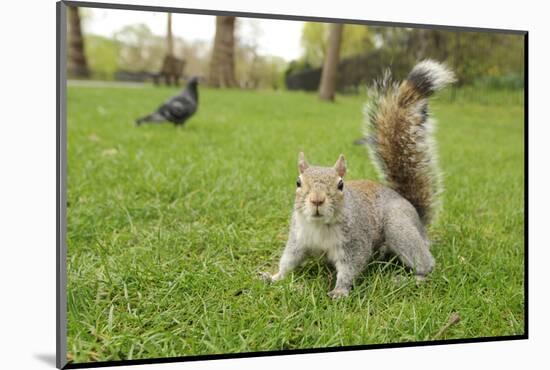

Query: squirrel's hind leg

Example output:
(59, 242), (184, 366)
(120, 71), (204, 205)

(384, 209), (435, 278)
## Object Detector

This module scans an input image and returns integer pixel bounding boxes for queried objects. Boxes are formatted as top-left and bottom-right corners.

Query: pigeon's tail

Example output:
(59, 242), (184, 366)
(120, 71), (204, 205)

(135, 112), (165, 126)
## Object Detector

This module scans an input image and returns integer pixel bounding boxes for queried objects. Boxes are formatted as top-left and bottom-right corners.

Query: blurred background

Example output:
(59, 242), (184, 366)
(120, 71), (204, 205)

(67, 6), (524, 99)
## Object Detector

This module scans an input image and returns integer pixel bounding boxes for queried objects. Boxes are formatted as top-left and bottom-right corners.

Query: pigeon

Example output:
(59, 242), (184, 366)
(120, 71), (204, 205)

(136, 77), (199, 126)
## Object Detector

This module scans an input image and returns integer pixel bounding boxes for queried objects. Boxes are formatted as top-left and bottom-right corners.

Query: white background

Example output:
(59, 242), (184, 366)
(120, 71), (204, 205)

(0, 0), (545, 368)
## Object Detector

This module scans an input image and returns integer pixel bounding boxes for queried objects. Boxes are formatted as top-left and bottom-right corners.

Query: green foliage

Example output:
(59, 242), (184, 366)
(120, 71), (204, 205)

(298, 24), (524, 88)
(113, 24), (165, 72)
(254, 55), (288, 90)
(80, 19), (283, 87)
(66, 86), (524, 363)
(341, 24), (373, 59)
(368, 27), (524, 87)
(300, 23), (372, 67)
(235, 44), (288, 89)
(84, 35), (119, 80)
(450, 32), (524, 86)
(301, 22), (327, 67)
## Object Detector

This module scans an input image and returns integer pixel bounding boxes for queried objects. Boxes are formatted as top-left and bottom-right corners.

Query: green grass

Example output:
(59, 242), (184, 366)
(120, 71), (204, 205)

(66, 85), (525, 363)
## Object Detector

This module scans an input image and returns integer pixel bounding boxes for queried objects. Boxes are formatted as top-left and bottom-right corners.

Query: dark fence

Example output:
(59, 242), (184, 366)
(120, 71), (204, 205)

(114, 70), (154, 82)
(285, 68), (321, 91)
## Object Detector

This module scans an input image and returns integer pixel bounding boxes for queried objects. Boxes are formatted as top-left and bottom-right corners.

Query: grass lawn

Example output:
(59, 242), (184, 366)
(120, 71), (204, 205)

(66, 84), (525, 363)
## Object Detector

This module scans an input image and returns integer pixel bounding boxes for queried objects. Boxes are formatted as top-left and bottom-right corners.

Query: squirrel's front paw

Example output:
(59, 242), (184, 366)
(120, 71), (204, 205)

(258, 271), (275, 283)
(415, 274), (430, 285)
(328, 287), (350, 299)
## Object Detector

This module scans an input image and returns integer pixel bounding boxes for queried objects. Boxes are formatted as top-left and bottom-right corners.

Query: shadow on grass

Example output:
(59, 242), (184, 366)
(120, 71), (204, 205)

(295, 254), (412, 289)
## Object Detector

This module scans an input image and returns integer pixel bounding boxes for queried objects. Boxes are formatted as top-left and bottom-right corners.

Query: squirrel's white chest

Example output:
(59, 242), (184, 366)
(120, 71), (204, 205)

(296, 218), (344, 261)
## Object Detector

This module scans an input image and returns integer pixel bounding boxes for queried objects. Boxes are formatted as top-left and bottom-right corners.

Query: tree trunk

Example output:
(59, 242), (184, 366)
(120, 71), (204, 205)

(208, 16), (237, 88)
(452, 31), (461, 100)
(68, 6), (89, 78)
(318, 23), (344, 101)
(166, 13), (173, 57)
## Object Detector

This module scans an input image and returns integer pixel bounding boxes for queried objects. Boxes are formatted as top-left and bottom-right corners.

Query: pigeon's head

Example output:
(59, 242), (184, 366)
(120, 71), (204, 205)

(187, 76), (199, 87)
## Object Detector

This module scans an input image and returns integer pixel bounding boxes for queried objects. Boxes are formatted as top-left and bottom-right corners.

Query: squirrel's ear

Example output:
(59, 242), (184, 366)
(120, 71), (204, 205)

(298, 152), (309, 174)
(334, 154), (346, 177)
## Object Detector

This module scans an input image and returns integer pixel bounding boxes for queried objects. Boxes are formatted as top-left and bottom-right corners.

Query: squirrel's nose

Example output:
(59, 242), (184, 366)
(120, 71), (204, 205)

(310, 196), (326, 207)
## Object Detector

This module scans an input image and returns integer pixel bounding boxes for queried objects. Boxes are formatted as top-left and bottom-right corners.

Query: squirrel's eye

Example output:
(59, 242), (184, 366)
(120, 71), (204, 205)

(337, 179), (344, 191)
(296, 177), (302, 188)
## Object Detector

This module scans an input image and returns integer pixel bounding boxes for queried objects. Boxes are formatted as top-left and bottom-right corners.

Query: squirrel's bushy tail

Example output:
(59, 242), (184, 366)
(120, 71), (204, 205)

(364, 60), (455, 224)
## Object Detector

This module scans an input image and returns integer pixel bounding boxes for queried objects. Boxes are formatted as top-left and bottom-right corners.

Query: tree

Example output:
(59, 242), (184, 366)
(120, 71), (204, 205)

(177, 39), (211, 78)
(208, 16), (237, 88)
(369, 27), (524, 87)
(68, 6), (90, 78)
(166, 13), (174, 57)
(113, 24), (164, 73)
(319, 23), (344, 101)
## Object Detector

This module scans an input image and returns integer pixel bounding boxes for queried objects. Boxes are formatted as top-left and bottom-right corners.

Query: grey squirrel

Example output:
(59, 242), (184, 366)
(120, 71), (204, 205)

(261, 60), (456, 298)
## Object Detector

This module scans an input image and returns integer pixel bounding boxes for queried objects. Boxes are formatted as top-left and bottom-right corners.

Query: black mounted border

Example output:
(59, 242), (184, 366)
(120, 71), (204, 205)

(62, 335), (527, 369)
(57, 1), (529, 368)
